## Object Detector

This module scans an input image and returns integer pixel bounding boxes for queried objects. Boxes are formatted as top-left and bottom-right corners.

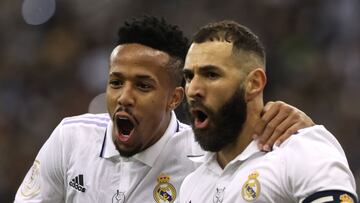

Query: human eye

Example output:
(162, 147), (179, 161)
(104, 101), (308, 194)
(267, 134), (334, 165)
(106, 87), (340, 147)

(109, 79), (123, 88)
(137, 82), (153, 92)
(204, 71), (220, 80)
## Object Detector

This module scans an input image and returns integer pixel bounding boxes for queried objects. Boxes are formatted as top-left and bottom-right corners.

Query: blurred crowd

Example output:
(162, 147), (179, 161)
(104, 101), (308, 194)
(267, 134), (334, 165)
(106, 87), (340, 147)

(0, 0), (359, 201)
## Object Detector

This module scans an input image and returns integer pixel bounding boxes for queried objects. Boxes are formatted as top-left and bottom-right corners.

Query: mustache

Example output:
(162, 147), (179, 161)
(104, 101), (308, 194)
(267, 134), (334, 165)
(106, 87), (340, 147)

(112, 106), (135, 120)
(186, 99), (212, 115)
(187, 99), (204, 110)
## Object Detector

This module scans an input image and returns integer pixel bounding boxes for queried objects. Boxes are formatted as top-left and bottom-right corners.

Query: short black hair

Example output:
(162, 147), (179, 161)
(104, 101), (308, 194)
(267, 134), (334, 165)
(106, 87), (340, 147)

(117, 16), (189, 86)
(192, 20), (265, 64)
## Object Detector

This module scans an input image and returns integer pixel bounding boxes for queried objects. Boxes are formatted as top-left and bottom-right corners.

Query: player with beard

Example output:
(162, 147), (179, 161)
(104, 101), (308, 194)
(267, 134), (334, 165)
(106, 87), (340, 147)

(15, 16), (316, 203)
(186, 87), (247, 152)
(180, 21), (357, 203)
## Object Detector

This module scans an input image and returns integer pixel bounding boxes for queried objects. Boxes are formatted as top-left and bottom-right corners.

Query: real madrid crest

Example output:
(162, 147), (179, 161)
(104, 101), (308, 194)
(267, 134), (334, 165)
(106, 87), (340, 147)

(340, 193), (354, 203)
(153, 173), (176, 203)
(241, 171), (261, 202)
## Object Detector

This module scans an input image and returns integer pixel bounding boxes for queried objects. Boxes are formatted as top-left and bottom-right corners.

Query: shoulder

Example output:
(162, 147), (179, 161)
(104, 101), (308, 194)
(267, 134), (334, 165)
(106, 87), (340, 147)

(51, 113), (109, 150)
(275, 125), (351, 171)
(59, 113), (109, 136)
(277, 125), (347, 159)
(61, 113), (110, 128)
(273, 125), (357, 199)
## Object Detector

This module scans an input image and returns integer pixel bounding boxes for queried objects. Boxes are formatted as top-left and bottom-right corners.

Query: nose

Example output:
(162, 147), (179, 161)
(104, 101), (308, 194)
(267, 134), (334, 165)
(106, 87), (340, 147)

(186, 75), (205, 101)
(117, 83), (135, 107)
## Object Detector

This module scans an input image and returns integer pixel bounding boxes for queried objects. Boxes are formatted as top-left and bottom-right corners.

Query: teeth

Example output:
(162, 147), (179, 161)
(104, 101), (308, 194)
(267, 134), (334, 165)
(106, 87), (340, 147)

(116, 116), (134, 136)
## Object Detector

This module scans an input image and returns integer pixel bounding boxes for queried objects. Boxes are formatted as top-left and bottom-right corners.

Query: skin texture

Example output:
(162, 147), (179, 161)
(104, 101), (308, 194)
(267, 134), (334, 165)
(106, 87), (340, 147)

(184, 41), (314, 154)
(106, 43), (183, 157)
(184, 41), (268, 167)
(253, 101), (314, 150)
(105, 43), (314, 158)
(186, 87), (247, 152)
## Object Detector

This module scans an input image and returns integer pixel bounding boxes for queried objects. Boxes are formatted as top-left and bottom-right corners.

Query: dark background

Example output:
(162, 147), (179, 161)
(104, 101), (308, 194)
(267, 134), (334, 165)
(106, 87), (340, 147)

(1, 0), (359, 201)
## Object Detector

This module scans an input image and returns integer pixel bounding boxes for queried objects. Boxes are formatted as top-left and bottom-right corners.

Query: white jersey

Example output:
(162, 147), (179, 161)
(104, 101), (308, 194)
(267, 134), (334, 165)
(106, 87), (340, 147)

(14, 112), (203, 203)
(180, 125), (358, 203)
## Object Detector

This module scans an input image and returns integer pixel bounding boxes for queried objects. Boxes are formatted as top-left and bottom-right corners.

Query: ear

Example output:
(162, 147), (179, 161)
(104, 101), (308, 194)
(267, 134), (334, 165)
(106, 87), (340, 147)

(167, 87), (185, 111)
(244, 68), (267, 101)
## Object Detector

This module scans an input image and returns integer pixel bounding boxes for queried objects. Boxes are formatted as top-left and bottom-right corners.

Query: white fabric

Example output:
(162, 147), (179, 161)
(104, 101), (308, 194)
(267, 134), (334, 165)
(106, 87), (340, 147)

(180, 125), (357, 203)
(14, 112), (203, 203)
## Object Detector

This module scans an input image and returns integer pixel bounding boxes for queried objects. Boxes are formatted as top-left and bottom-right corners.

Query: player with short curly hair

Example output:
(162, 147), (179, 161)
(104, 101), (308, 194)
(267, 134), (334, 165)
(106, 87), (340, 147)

(117, 16), (188, 87)
(14, 16), (314, 203)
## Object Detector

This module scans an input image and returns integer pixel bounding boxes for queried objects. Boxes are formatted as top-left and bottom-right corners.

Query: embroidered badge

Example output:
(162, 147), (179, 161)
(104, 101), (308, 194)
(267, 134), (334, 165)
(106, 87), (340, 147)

(21, 160), (41, 198)
(153, 173), (176, 203)
(213, 187), (225, 203)
(340, 193), (354, 203)
(241, 171), (261, 202)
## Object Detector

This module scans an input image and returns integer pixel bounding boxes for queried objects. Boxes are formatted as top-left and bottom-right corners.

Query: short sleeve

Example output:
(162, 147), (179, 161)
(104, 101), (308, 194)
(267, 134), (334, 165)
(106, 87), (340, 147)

(282, 126), (357, 202)
(14, 122), (65, 203)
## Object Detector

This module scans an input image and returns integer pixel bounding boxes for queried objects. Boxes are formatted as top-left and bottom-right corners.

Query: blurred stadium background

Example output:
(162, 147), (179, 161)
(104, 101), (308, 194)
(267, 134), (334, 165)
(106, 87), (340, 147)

(0, 0), (359, 201)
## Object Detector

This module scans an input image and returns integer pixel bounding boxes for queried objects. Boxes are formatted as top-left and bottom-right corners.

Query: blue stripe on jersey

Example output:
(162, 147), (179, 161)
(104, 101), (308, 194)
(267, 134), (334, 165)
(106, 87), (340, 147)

(302, 190), (357, 203)
(176, 121), (179, 132)
(62, 120), (108, 128)
(99, 131), (106, 157)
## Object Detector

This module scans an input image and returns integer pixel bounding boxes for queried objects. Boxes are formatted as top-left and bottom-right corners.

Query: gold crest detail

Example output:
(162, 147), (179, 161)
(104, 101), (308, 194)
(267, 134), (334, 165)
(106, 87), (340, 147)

(241, 171), (261, 202)
(21, 160), (41, 198)
(153, 173), (177, 203)
(340, 194), (354, 203)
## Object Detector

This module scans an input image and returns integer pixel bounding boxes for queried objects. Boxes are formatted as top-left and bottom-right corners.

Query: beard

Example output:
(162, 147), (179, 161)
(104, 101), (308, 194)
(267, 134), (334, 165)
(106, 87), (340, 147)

(186, 88), (247, 152)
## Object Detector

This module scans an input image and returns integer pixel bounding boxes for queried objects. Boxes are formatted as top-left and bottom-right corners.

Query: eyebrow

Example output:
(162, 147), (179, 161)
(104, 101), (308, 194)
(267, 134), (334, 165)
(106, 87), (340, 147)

(183, 65), (221, 73)
(109, 72), (122, 77)
(198, 65), (220, 73)
(135, 75), (157, 83)
(109, 72), (157, 83)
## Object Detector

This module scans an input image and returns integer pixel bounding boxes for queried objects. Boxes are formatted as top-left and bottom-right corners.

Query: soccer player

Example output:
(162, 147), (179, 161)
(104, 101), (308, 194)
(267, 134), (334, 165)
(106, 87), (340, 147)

(14, 16), (314, 203)
(180, 20), (358, 203)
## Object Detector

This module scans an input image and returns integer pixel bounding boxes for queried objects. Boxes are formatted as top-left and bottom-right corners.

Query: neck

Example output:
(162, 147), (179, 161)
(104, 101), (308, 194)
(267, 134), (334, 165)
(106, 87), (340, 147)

(216, 98), (263, 169)
(146, 111), (173, 149)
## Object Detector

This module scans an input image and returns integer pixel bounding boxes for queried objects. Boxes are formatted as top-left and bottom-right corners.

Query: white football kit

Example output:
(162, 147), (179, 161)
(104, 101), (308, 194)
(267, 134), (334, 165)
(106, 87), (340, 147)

(180, 125), (358, 203)
(15, 112), (202, 203)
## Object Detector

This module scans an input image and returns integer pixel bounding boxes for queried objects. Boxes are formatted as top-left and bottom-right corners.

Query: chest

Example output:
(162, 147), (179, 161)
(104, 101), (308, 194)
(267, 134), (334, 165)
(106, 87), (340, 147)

(63, 151), (196, 203)
(64, 155), (147, 202)
(184, 157), (292, 203)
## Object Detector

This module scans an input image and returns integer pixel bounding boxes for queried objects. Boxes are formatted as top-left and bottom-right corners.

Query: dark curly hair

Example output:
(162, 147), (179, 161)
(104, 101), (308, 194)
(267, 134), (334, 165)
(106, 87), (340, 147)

(117, 16), (189, 87)
(192, 20), (265, 65)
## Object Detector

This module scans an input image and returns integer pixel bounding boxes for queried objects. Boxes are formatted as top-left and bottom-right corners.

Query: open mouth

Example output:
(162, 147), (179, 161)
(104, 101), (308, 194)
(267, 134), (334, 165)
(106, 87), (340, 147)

(192, 109), (209, 129)
(115, 116), (135, 138)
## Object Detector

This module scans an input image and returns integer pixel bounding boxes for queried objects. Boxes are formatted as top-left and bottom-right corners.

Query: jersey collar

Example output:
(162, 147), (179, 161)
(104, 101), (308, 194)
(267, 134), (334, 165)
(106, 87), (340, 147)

(100, 111), (178, 167)
(189, 140), (262, 170)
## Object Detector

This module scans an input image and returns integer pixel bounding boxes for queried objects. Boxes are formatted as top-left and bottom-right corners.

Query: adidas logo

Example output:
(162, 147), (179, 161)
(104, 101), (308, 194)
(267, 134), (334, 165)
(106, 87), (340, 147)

(69, 174), (86, 192)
